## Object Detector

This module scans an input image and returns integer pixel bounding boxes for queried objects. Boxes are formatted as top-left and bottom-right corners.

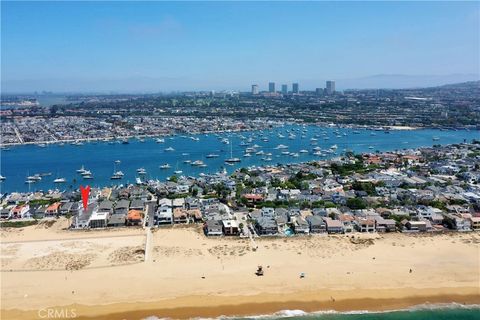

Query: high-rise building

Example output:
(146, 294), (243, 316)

(268, 82), (276, 93)
(281, 84), (288, 95)
(251, 84), (258, 95)
(315, 88), (323, 95)
(292, 83), (299, 94)
(326, 80), (335, 95)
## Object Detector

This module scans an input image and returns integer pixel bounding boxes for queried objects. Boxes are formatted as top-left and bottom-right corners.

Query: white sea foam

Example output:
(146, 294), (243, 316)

(142, 303), (480, 320)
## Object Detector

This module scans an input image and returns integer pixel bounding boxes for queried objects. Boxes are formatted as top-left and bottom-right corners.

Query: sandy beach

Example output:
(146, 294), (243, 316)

(1, 219), (479, 319)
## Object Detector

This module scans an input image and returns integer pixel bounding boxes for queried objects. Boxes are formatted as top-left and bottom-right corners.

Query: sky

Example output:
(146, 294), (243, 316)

(1, 1), (479, 93)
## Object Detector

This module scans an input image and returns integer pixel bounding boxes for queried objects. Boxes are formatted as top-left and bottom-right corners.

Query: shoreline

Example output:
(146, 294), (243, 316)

(3, 124), (475, 148)
(2, 288), (479, 319)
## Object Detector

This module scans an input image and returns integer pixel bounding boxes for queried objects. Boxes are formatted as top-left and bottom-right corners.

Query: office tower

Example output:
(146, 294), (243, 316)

(269, 82), (276, 93)
(315, 88), (322, 95)
(326, 80), (335, 95)
(281, 84), (288, 95)
(251, 84), (258, 95)
(292, 83), (299, 94)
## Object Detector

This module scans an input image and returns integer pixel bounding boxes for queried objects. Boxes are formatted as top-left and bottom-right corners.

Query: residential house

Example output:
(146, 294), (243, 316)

(222, 219), (240, 236)
(204, 220), (223, 236)
(306, 215), (327, 233)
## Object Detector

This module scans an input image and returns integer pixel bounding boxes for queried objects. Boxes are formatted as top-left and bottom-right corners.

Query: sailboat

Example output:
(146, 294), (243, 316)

(225, 140), (241, 163)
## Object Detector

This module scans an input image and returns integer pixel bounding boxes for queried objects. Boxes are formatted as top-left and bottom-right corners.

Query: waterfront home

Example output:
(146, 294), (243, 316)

(188, 209), (203, 222)
(293, 216), (310, 234)
(222, 219), (240, 236)
(155, 206), (173, 225)
(72, 204), (94, 229)
(204, 220), (223, 236)
(322, 217), (343, 234)
(306, 215), (327, 233)
(11, 204), (29, 219)
(338, 214), (355, 233)
(469, 216), (480, 231)
(107, 213), (126, 227)
(403, 220), (427, 232)
(60, 201), (79, 215)
(369, 215), (396, 232)
(255, 217), (278, 235)
(127, 209), (143, 226)
(355, 217), (376, 232)
(0, 208), (11, 219)
(89, 209), (109, 228)
(173, 208), (188, 224)
(45, 202), (62, 217)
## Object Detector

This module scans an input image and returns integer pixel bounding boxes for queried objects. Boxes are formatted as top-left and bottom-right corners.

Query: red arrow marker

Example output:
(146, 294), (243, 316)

(80, 185), (91, 210)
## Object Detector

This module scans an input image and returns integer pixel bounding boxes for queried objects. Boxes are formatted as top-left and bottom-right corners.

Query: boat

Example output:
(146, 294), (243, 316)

(165, 147), (175, 152)
(0, 175), (5, 181)
(115, 160), (121, 164)
(299, 149), (309, 153)
(255, 150), (265, 155)
(432, 137), (440, 141)
(38, 144), (47, 148)
(135, 177), (143, 185)
(183, 160), (192, 164)
(121, 139), (129, 144)
(225, 141), (241, 164)
(76, 165), (86, 173)
(190, 137), (200, 141)
(27, 174), (42, 181)
(137, 168), (147, 175)
(81, 170), (92, 176)
(83, 174), (93, 179)
(206, 154), (219, 158)
(330, 144), (338, 150)
(275, 144), (288, 149)
(192, 160), (205, 166)
(156, 138), (165, 143)
(313, 151), (323, 156)
(159, 164), (171, 169)
(111, 171), (123, 179)
(221, 138), (230, 144)
(281, 151), (291, 155)
(182, 153), (189, 156)
(174, 170), (183, 174)
(243, 153), (252, 157)
(54, 178), (66, 183)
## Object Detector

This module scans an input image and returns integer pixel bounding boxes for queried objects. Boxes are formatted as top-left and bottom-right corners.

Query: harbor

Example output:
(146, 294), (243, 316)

(1, 124), (478, 193)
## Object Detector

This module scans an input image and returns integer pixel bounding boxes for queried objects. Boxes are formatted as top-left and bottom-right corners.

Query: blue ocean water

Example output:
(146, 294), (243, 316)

(1, 125), (478, 193)
(228, 306), (480, 320)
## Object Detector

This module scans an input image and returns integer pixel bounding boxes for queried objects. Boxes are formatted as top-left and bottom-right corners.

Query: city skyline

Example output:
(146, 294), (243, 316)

(2, 1), (479, 93)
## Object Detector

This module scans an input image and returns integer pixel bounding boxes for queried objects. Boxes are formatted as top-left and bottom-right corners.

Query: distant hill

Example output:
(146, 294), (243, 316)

(335, 74), (480, 90)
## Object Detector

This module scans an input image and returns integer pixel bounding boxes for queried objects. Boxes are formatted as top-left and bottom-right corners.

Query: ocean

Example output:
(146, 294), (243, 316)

(1, 125), (479, 194)
(141, 304), (480, 319)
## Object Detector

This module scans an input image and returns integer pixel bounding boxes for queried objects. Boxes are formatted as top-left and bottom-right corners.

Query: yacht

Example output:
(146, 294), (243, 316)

(206, 154), (219, 158)
(190, 137), (200, 141)
(191, 160), (205, 166)
(275, 144), (289, 149)
(76, 165), (86, 173)
(111, 173), (123, 180)
(281, 151), (291, 155)
(330, 144), (338, 150)
(313, 151), (323, 156)
(137, 168), (147, 175)
(221, 138), (230, 144)
(165, 147), (175, 152)
(432, 136), (440, 141)
(81, 170), (92, 176)
(255, 150), (265, 155)
(115, 160), (121, 164)
(243, 153), (252, 157)
(156, 138), (165, 143)
(159, 164), (171, 169)
(183, 160), (192, 164)
(135, 177), (143, 185)
(54, 178), (66, 183)
(83, 174), (93, 179)
(299, 149), (309, 153)
(0, 175), (5, 181)
(174, 170), (183, 174)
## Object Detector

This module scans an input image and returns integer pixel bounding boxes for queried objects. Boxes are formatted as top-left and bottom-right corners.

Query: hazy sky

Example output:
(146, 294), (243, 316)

(1, 1), (479, 92)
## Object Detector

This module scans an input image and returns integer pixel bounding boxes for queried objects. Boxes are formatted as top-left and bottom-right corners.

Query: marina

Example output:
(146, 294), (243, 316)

(0, 125), (478, 193)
